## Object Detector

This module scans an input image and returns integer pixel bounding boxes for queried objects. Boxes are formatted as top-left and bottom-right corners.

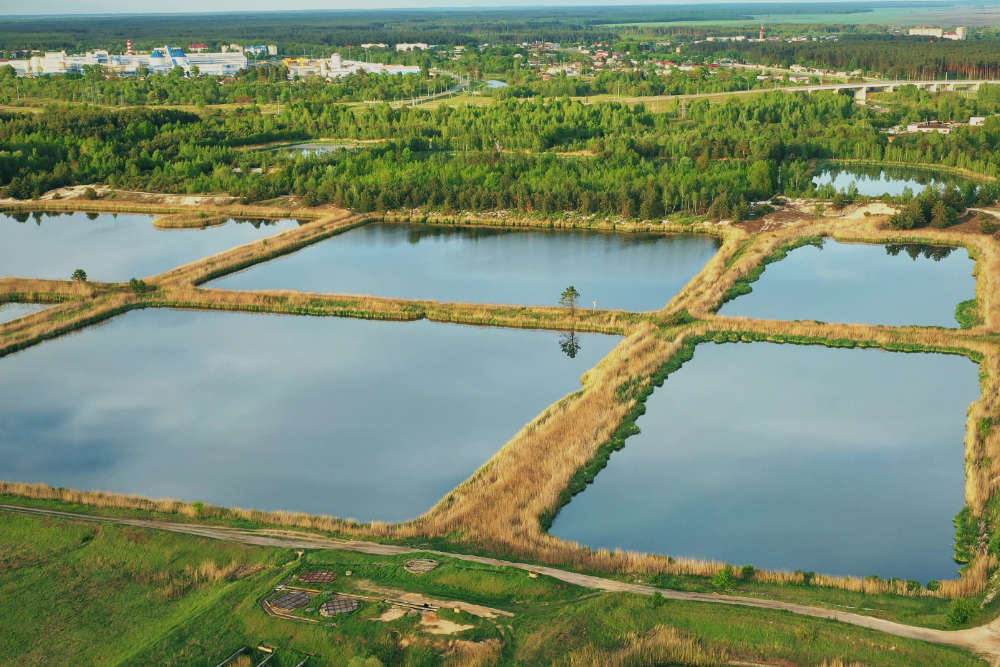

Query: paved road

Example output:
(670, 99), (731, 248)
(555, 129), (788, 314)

(4, 503), (1000, 662)
(387, 69), (470, 108)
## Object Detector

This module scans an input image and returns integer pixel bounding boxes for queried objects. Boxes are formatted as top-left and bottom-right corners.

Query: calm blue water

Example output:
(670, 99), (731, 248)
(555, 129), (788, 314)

(0, 212), (301, 282)
(0, 309), (618, 522)
(278, 142), (358, 156)
(719, 239), (975, 327)
(0, 303), (47, 324)
(211, 223), (720, 312)
(550, 342), (978, 581)
(812, 168), (945, 196)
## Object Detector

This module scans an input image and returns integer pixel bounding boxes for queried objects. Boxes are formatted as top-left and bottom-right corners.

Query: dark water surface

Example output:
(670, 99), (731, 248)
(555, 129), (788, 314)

(550, 342), (978, 581)
(0, 212), (301, 282)
(211, 223), (721, 312)
(0, 309), (618, 522)
(719, 239), (975, 327)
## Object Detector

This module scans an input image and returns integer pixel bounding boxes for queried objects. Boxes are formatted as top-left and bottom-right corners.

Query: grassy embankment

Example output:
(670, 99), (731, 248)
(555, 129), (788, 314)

(0, 510), (984, 666)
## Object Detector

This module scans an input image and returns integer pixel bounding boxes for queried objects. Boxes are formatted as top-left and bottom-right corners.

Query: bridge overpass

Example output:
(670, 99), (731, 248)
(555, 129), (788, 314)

(799, 80), (1000, 103)
(607, 79), (1000, 107)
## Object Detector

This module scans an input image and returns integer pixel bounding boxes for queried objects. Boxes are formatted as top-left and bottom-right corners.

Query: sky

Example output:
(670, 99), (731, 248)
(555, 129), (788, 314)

(0, 0), (900, 17)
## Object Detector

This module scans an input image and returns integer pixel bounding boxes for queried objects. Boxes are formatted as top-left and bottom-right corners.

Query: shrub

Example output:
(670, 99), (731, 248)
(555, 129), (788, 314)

(796, 570), (816, 586)
(947, 598), (978, 626)
(71, 269), (87, 282)
(649, 592), (667, 608)
(979, 214), (998, 235)
(82, 187), (99, 200)
(712, 564), (736, 590)
(740, 565), (756, 581)
(926, 580), (941, 591)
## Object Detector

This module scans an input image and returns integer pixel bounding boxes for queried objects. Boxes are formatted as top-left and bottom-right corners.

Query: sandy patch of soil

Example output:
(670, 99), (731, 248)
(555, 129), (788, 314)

(419, 611), (474, 635)
(354, 580), (513, 618)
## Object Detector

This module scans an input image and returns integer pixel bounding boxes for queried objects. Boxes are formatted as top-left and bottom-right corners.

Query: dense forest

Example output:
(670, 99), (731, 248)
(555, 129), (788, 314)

(0, 65), (449, 106)
(4, 87), (1000, 222)
(495, 67), (794, 99)
(688, 35), (1000, 80)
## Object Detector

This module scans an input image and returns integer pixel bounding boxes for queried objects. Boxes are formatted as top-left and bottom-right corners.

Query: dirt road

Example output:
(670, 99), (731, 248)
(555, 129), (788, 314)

(4, 503), (1000, 663)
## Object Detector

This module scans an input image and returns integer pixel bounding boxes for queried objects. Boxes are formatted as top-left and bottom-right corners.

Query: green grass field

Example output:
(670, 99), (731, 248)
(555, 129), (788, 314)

(0, 510), (986, 665)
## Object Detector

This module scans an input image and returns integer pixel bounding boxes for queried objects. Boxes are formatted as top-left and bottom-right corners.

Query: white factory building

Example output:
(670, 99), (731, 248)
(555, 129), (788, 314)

(283, 53), (420, 79)
(2, 45), (247, 77)
(908, 26), (968, 40)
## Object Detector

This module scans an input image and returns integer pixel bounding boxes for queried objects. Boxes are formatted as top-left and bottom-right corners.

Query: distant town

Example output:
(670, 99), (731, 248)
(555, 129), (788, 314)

(0, 22), (971, 81)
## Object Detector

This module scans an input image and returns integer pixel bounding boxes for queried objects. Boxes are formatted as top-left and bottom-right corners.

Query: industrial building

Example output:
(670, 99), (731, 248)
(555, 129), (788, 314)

(908, 26), (967, 40)
(283, 53), (420, 79)
(1, 44), (248, 77)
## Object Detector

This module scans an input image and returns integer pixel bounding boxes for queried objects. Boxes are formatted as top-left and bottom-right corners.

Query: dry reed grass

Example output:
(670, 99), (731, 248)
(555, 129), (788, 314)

(443, 639), (503, 667)
(0, 195), (321, 221)
(153, 213), (231, 229)
(560, 625), (729, 666)
(0, 277), (100, 300)
(156, 287), (637, 335)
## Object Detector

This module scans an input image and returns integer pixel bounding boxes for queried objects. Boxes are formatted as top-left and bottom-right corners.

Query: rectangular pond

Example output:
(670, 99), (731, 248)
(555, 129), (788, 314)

(0, 309), (618, 522)
(549, 342), (979, 581)
(719, 239), (976, 327)
(0, 211), (303, 282)
(0, 303), (48, 325)
(210, 222), (721, 312)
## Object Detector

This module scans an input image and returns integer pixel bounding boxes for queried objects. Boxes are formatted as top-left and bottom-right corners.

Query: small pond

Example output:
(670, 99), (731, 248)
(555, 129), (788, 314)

(812, 166), (953, 197)
(718, 239), (975, 327)
(0, 309), (618, 522)
(549, 342), (979, 581)
(0, 211), (302, 282)
(276, 142), (360, 156)
(211, 222), (721, 312)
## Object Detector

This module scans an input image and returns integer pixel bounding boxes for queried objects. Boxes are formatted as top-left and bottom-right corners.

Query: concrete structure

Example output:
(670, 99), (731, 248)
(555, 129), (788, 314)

(14, 45), (246, 76)
(395, 42), (429, 52)
(906, 120), (951, 134)
(908, 26), (967, 40)
(843, 79), (991, 103)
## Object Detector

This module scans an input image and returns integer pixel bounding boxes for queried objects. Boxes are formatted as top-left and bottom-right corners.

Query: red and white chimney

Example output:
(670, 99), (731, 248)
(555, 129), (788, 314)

(126, 40), (134, 55)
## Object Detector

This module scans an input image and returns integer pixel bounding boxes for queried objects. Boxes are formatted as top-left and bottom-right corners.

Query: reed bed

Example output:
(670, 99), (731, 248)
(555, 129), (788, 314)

(0, 196), (320, 222)
(561, 625), (728, 666)
(152, 213), (232, 229)
(0, 277), (100, 300)
(154, 287), (637, 335)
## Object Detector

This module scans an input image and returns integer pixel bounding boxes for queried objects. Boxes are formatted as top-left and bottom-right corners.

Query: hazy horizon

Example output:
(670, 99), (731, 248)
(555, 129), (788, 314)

(0, 0), (950, 18)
